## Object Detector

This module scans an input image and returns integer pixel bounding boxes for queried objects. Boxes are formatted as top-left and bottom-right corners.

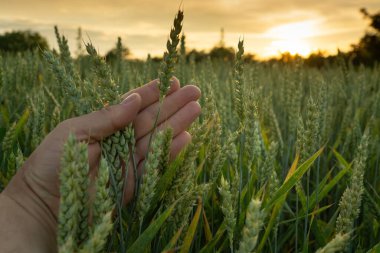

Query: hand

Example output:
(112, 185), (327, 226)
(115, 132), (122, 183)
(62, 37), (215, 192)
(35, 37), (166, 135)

(0, 78), (201, 253)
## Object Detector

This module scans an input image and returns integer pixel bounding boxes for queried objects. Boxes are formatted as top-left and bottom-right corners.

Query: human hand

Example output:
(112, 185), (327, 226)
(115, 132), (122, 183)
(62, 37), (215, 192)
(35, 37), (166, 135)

(0, 78), (201, 252)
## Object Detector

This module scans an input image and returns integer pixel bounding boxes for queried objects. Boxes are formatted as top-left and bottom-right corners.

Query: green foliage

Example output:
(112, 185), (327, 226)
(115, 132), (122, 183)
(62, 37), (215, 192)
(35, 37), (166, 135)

(350, 9), (380, 65)
(209, 46), (235, 61)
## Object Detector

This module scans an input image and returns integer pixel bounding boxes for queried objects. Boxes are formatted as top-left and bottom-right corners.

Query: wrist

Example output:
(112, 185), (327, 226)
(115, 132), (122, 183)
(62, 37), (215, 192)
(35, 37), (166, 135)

(0, 193), (56, 253)
(1, 167), (57, 252)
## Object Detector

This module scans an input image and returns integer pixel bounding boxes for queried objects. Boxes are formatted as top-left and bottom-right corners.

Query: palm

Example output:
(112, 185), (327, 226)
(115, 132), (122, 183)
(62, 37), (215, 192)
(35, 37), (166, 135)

(20, 79), (201, 218)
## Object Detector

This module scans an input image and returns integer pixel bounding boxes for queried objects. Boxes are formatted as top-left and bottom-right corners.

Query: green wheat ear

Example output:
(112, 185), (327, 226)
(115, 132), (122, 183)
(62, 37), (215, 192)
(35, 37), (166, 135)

(54, 26), (78, 82)
(336, 133), (369, 234)
(92, 158), (113, 228)
(58, 134), (90, 250)
(158, 127), (173, 174)
(58, 236), (75, 253)
(158, 10), (184, 99)
(233, 39), (245, 125)
(79, 211), (113, 253)
(164, 118), (211, 232)
(137, 131), (164, 223)
(218, 175), (236, 252)
(84, 42), (119, 107)
(2, 122), (17, 152)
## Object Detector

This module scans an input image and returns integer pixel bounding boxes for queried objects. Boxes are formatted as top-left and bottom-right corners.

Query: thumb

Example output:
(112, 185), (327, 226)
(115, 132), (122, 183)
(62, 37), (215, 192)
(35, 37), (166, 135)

(59, 93), (141, 141)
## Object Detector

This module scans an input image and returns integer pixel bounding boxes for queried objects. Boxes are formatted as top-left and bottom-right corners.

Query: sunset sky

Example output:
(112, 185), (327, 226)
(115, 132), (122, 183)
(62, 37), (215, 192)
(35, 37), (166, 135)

(1, 0), (380, 59)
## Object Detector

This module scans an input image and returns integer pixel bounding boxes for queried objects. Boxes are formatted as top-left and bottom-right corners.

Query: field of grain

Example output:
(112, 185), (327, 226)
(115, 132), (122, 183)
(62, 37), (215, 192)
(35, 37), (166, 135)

(0, 10), (379, 253)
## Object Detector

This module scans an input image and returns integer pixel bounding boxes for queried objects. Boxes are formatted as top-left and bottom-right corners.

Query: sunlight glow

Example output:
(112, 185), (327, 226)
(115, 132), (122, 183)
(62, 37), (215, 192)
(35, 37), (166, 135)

(270, 39), (311, 56)
(263, 20), (319, 57)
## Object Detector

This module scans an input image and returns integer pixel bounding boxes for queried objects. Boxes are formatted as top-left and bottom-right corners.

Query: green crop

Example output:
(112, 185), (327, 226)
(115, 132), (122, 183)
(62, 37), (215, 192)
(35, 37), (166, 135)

(0, 8), (379, 253)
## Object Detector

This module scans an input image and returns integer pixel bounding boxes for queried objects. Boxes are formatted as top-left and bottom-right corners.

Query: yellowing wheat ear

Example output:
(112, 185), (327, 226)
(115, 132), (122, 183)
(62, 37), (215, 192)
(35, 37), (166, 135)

(316, 233), (350, 253)
(237, 198), (264, 253)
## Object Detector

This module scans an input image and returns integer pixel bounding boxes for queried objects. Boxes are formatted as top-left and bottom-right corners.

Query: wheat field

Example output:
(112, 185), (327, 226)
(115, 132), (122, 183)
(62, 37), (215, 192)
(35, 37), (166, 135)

(0, 10), (380, 253)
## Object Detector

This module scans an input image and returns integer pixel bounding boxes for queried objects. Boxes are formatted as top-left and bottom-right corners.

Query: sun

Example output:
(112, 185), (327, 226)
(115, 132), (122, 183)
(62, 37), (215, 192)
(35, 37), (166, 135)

(264, 20), (318, 57)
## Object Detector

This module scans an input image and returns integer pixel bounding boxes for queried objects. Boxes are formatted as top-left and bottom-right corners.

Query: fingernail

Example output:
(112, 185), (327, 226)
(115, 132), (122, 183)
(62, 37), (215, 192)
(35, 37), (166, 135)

(121, 93), (137, 105)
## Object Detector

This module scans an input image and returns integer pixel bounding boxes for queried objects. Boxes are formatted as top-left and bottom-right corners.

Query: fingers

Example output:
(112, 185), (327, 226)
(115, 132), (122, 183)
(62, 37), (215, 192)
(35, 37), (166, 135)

(134, 85), (201, 139)
(121, 77), (180, 111)
(135, 131), (192, 178)
(58, 93), (141, 141)
(135, 101), (201, 161)
(168, 131), (192, 160)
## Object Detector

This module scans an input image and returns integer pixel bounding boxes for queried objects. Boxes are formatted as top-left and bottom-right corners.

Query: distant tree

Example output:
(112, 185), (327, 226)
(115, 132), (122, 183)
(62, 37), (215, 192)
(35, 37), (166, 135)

(0, 30), (49, 52)
(243, 53), (256, 63)
(105, 37), (130, 62)
(151, 56), (163, 62)
(209, 46), (235, 61)
(202, 28), (234, 61)
(360, 8), (380, 32)
(277, 52), (303, 64)
(350, 8), (380, 65)
(304, 51), (328, 68)
(187, 49), (208, 62)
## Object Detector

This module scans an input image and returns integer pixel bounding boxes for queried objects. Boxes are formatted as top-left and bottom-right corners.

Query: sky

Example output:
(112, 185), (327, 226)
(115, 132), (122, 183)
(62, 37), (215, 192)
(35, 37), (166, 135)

(1, 0), (380, 59)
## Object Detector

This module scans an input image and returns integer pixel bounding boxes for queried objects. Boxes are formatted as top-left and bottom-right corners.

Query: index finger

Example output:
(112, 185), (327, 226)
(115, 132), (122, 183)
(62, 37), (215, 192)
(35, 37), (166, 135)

(121, 77), (180, 111)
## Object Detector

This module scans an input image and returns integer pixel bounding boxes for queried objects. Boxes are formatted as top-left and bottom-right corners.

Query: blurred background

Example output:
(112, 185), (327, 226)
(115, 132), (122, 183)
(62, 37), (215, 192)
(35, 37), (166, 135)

(0, 0), (380, 66)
